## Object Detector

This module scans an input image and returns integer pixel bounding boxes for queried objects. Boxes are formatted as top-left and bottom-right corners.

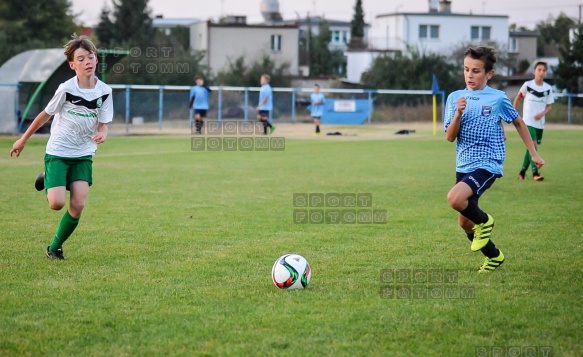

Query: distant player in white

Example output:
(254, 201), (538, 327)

(513, 61), (554, 181)
(10, 34), (113, 260)
(310, 84), (325, 134)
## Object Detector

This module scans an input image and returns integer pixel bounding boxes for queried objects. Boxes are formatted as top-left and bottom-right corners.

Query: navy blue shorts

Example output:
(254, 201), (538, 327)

(258, 110), (270, 119)
(456, 169), (501, 197)
(194, 109), (207, 118)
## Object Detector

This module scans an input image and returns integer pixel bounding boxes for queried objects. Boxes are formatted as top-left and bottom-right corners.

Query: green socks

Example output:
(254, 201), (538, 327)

(49, 210), (80, 251)
(521, 149), (539, 175)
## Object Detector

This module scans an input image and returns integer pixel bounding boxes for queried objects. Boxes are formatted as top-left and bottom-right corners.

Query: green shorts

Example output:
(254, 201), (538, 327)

(44, 154), (93, 191)
(527, 126), (544, 145)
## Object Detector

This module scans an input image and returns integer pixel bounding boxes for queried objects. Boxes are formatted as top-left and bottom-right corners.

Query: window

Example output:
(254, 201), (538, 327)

(430, 25), (439, 39)
(342, 31), (349, 44)
(482, 27), (491, 40)
(271, 35), (281, 52)
(332, 30), (341, 43)
(419, 25), (427, 39)
(471, 26), (480, 40)
(471, 26), (491, 40)
(509, 37), (518, 53)
(419, 25), (439, 39)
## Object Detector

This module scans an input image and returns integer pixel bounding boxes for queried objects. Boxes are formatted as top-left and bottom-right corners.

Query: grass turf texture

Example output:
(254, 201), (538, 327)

(1, 129), (582, 356)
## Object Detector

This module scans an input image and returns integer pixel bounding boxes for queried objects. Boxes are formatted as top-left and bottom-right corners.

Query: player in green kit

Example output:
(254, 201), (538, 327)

(513, 61), (554, 181)
(10, 34), (113, 260)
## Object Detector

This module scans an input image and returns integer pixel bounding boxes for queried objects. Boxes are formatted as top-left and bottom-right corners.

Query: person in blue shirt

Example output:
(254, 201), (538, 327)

(444, 46), (544, 273)
(310, 84), (325, 134)
(189, 75), (211, 134)
(256, 74), (275, 135)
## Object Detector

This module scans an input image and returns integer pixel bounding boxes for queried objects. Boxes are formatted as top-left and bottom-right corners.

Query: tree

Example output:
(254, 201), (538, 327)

(215, 55), (291, 87)
(0, 0), (78, 66)
(361, 49), (460, 105)
(311, 19), (333, 76)
(94, 5), (116, 47)
(95, 0), (154, 47)
(536, 13), (575, 56)
(348, 0), (366, 49)
(554, 28), (583, 93)
(330, 50), (347, 76)
(350, 0), (365, 38)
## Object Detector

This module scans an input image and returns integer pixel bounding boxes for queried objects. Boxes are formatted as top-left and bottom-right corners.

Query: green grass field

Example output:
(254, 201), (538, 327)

(1, 128), (582, 356)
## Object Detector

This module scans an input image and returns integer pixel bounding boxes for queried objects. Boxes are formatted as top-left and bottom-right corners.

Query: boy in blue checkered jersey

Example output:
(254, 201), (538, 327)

(445, 46), (544, 273)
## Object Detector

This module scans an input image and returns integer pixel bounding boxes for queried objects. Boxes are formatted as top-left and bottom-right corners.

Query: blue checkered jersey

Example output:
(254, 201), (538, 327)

(259, 84), (273, 110)
(190, 85), (210, 110)
(310, 93), (326, 117)
(444, 86), (519, 176)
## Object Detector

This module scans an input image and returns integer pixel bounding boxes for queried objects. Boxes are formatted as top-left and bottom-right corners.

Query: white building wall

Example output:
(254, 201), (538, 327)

(208, 26), (299, 75)
(345, 51), (380, 83)
(190, 22), (209, 51)
(372, 14), (509, 53)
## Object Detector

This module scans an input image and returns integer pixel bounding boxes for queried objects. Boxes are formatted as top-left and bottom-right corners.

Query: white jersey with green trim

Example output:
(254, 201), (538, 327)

(518, 79), (554, 129)
(45, 77), (113, 157)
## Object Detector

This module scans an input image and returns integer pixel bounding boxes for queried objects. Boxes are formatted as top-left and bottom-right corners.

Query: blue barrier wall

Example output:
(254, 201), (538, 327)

(309, 99), (370, 125)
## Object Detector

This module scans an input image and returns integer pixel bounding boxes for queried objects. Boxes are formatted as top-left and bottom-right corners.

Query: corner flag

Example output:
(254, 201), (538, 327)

(431, 74), (440, 95)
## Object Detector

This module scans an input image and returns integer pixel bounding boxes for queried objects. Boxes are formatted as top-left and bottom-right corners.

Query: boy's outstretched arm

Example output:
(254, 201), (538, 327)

(513, 116), (544, 168)
(513, 93), (523, 111)
(535, 104), (552, 120)
(10, 110), (52, 157)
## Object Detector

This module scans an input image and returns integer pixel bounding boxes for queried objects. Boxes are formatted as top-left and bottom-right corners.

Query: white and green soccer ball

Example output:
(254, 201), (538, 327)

(271, 254), (311, 290)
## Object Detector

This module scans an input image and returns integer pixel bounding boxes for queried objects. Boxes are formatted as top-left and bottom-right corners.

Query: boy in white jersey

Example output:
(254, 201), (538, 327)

(513, 61), (554, 181)
(10, 34), (113, 260)
(445, 46), (543, 273)
(310, 84), (325, 134)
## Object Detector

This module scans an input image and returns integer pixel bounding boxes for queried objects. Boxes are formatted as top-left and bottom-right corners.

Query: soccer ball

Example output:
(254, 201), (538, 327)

(271, 254), (311, 290)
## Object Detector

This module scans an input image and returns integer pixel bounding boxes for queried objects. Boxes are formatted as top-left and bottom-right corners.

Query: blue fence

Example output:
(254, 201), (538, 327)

(108, 85), (445, 133)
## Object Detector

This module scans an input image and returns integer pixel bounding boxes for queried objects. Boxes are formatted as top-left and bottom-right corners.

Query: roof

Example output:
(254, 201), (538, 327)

(510, 30), (540, 37)
(376, 12), (508, 19)
(0, 48), (65, 83)
(209, 22), (298, 29)
(283, 17), (369, 28)
(152, 18), (200, 28)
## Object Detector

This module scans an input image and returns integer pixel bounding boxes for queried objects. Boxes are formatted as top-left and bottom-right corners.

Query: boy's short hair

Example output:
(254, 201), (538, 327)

(64, 34), (98, 62)
(314, 84), (320, 88)
(464, 46), (498, 73)
(194, 75), (203, 81)
(262, 74), (271, 82)
(534, 61), (548, 71)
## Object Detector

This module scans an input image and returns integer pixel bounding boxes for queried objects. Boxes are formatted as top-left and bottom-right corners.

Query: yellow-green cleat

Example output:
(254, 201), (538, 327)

(478, 250), (505, 273)
(471, 214), (495, 252)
